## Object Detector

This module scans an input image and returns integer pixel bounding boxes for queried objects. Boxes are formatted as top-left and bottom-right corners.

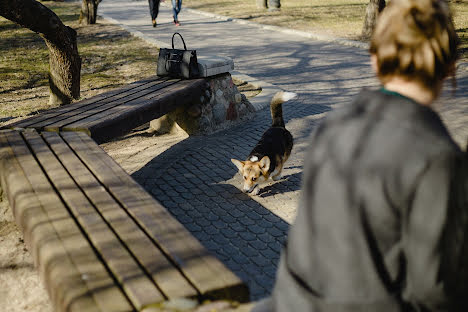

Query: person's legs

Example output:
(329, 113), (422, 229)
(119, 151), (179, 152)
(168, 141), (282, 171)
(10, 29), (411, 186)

(172, 0), (182, 25)
(148, 0), (160, 26)
(177, 0), (182, 14)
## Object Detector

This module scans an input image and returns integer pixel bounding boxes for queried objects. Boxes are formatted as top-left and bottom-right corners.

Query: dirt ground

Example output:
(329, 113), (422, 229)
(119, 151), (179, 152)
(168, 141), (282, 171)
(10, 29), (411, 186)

(0, 198), (53, 312)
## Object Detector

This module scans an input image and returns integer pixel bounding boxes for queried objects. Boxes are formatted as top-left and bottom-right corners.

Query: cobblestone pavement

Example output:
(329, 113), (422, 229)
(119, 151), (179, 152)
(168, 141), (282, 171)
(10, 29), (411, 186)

(104, 97), (331, 300)
(100, 0), (468, 303)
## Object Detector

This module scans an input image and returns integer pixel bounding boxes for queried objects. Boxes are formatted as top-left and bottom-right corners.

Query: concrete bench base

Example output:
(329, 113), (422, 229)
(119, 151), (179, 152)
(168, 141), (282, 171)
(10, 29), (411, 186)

(150, 73), (255, 135)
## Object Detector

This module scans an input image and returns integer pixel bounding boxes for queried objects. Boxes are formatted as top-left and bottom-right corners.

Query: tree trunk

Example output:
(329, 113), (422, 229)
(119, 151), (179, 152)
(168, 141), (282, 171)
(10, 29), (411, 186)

(0, 0), (81, 105)
(80, 0), (101, 25)
(361, 0), (386, 39)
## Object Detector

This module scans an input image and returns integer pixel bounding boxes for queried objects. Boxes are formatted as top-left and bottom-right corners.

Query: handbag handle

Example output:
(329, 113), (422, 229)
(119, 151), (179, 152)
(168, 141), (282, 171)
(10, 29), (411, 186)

(171, 32), (187, 50)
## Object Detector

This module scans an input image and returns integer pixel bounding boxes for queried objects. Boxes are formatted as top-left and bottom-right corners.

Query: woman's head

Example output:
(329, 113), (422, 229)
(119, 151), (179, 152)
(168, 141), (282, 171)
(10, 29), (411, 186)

(370, 0), (459, 92)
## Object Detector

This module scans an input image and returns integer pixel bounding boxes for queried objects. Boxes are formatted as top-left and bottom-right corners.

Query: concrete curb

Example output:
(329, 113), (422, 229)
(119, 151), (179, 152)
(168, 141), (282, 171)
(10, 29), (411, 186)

(99, 12), (284, 113)
(97, 15), (171, 49)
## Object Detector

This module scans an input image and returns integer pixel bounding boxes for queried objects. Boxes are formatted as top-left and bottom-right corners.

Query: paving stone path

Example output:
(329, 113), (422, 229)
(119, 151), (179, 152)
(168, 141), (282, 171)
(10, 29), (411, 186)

(104, 97), (330, 299)
(99, 0), (468, 302)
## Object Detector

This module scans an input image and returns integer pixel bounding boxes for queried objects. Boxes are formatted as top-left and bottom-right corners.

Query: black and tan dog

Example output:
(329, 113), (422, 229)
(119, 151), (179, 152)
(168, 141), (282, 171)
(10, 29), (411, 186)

(231, 91), (296, 195)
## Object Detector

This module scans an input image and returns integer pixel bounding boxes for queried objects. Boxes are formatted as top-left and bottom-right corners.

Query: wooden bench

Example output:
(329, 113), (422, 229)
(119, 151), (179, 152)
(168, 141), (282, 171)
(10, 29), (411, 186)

(5, 76), (208, 143)
(0, 129), (249, 312)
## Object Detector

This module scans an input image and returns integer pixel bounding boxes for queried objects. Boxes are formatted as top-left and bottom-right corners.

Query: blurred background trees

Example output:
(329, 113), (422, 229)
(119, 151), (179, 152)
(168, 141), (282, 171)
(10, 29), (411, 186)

(80, 0), (101, 24)
(361, 0), (386, 39)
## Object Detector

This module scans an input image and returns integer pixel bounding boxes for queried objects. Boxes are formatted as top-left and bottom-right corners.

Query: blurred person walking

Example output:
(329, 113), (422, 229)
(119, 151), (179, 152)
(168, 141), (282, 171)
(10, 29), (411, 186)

(253, 0), (467, 311)
(148, 0), (160, 27)
(172, 0), (182, 26)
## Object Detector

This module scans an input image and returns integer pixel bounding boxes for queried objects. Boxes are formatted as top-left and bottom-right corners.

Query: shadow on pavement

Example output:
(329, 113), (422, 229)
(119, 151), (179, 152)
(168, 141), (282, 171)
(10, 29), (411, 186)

(129, 96), (332, 300)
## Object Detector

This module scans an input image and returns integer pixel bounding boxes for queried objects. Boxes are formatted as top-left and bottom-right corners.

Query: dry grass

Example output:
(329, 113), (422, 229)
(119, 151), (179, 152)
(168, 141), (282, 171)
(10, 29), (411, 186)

(184, 0), (370, 39)
(184, 0), (468, 56)
(0, 1), (158, 122)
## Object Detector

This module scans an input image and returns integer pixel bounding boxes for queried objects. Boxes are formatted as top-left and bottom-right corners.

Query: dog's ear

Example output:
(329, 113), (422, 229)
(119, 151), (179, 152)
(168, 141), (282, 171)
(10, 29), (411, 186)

(231, 159), (244, 172)
(259, 156), (270, 174)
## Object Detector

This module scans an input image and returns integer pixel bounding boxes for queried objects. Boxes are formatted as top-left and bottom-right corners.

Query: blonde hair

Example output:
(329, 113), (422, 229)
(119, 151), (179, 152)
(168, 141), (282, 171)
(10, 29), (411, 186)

(370, 0), (459, 90)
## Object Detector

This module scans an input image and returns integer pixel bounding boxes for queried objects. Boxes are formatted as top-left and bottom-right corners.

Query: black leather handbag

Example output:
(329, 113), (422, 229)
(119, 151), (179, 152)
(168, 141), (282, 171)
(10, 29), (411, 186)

(157, 32), (200, 79)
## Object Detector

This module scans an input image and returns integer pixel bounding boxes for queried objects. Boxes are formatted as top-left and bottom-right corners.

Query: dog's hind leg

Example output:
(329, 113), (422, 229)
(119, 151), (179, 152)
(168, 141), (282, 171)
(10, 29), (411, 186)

(271, 164), (284, 181)
(271, 155), (287, 181)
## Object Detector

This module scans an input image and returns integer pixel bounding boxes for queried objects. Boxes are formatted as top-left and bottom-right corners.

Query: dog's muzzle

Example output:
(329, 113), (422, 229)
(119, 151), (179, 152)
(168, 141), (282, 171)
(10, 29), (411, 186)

(244, 184), (258, 194)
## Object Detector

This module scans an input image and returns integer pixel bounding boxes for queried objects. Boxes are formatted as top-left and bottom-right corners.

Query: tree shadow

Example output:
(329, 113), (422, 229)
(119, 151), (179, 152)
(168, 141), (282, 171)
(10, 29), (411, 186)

(126, 93), (332, 299)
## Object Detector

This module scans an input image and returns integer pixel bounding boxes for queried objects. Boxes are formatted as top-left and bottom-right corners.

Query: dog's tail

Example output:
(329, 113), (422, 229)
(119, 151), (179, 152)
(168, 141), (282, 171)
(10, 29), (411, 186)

(270, 91), (297, 127)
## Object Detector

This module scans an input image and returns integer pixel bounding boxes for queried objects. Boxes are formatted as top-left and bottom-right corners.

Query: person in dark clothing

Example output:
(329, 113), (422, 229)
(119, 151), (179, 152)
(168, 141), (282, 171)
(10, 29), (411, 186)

(253, 0), (466, 311)
(148, 0), (160, 27)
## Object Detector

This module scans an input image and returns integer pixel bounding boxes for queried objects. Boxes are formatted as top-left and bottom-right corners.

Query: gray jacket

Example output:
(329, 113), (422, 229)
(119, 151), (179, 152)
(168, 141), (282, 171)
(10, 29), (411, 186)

(255, 89), (467, 312)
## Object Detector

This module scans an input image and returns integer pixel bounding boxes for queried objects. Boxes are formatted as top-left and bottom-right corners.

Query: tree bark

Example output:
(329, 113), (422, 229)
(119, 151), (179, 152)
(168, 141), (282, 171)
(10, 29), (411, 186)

(0, 0), (81, 105)
(80, 0), (101, 25)
(361, 0), (386, 39)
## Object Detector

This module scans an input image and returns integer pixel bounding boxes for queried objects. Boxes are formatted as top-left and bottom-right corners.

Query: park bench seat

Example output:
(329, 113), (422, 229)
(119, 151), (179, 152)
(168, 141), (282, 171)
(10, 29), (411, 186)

(5, 76), (208, 143)
(0, 129), (249, 312)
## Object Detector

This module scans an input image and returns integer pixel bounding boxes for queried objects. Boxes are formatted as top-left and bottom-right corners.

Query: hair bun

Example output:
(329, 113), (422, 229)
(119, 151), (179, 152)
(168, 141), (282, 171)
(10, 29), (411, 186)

(370, 0), (459, 89)
(410, 6), (435, 36)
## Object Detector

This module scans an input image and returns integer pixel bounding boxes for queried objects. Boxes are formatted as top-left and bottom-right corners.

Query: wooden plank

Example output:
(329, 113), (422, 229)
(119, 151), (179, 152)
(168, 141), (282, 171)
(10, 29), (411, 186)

(42, 131), (198, 300)
(36, 78), (177, 131)
(62, 131), (250, 302)
(79, 78), (206, 129)
(0, 132), (96, 312)
(22, 130), (164, 310)
(8, 77), (160, 129)
(0, 130), (133, 312)
(64, 78), (207, 143)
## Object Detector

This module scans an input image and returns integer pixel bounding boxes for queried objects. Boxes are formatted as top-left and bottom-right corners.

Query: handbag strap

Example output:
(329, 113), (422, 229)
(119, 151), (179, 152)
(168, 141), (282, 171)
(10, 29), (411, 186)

(172, 32), (187, 50)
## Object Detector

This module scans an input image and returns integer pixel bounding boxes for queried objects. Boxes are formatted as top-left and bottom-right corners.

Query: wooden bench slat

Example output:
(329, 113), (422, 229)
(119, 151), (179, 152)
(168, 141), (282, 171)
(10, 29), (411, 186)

(0, 133), (100, 312)
(62, 131), (250, 302)
(63, 80), (184, 129)
(42, 131), (199, 300)
(84, 78), (206, 129)
(9, 77), (160, 129)
(0, 130), (133, 312)
(22, 130), (164, 310)
(36, 78), (178, 131)
(64, 78), (207, 143)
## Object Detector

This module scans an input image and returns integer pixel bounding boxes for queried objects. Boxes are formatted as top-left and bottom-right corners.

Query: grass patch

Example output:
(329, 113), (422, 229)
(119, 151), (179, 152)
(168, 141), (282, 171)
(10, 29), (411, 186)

(184, 0), (369, 39)
(0, 1), (158, 121)
(184, 0), (468, 58)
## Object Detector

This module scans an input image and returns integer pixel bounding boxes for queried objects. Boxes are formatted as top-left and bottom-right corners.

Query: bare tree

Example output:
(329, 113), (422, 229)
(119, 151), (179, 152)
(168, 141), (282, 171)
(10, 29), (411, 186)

(0, 0), (81, 105)
(80, 0), (102, 25)
(361, 0), (386, 39)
